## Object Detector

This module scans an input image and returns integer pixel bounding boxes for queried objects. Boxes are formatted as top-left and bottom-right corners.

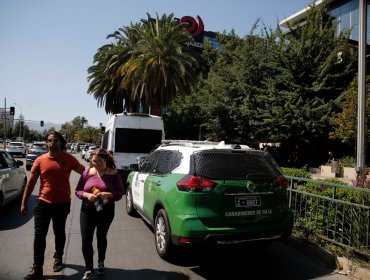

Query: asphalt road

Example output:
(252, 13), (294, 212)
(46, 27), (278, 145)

(0, 154), (350, 280)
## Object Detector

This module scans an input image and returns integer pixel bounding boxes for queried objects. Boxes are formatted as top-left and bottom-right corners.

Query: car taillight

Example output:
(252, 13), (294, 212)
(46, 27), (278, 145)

(178, 237), (202, 244)
(276, 175), (288, 188)
(176, 175), (217, 192)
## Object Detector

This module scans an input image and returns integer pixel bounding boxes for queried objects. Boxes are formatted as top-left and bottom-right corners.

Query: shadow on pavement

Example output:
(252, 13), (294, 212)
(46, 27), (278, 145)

(0, 194), (38, 230)
(188, 241), (338, 280)
(43, 263), (190, 280)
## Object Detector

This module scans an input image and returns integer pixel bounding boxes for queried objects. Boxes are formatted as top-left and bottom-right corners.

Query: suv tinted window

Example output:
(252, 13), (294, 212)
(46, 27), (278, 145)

(141, 150), (181, 174)
(0, 152), (8, 169)
(3, 152), (16, 168)
(193, 150), (280, 180)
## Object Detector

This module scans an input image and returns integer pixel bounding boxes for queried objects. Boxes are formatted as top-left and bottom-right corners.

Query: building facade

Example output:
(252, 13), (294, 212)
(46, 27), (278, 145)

(279, 0), (370, 44)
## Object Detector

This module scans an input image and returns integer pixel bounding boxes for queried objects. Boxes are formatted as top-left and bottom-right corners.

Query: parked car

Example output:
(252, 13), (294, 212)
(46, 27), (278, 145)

(6, 141), (28, 157)
(0, 150), (27, 209)
(125, 140), (294, 260)
(26, 142), (48, 171)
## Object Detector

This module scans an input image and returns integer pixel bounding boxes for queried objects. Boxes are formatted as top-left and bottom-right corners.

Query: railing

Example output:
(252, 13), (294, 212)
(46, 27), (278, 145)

(286, 176), (370, 257)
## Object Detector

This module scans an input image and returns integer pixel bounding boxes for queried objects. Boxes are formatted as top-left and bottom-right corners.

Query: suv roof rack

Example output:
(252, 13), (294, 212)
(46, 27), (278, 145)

(161, 139), (222, 147)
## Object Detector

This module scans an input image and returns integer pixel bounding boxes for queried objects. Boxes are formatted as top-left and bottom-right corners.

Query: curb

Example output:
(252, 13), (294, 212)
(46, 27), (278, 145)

(352, 266), (370, 280)
(336, 257), (370, 280)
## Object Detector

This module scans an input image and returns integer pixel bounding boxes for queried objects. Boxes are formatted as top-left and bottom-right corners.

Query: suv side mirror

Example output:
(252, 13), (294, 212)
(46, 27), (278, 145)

(129, 164), (139, 171)
(137, 156), (146, 169)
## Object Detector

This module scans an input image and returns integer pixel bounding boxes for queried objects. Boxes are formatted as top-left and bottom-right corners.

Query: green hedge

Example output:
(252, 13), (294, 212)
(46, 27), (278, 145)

(280, 167), (311, 179)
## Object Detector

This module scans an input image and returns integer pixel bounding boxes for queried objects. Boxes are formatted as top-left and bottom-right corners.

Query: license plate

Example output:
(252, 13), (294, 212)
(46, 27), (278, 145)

(235, 196), (261, 207)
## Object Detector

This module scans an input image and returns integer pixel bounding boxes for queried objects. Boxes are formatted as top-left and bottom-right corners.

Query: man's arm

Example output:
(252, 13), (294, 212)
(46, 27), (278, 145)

(20, 171), (40, 216)
(74, 163), (85, 175)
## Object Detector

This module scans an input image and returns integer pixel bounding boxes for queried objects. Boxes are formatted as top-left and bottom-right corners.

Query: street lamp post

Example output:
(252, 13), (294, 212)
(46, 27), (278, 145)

(13, 103), (23, 140)
(357, 0), (367, 180)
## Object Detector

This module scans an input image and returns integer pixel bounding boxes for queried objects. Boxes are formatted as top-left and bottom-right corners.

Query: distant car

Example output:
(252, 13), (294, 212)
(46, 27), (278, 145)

(126, 140), (294, 260)
(0, 150), (27, 209)
(80, 144), (88, 157)
(84, 145), (97, 162)
(26, 142), (48, 171)
(6, 141), (28, 157)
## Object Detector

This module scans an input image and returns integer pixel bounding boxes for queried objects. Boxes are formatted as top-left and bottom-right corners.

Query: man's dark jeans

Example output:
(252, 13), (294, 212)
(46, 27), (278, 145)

(33, 199), (70, 267)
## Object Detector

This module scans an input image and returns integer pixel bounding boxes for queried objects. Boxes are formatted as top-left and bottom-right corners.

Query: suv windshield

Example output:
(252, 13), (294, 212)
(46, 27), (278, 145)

(31, 144), (47, 150)
(114, 128), (162, 153)
(193, 150), (280, 180)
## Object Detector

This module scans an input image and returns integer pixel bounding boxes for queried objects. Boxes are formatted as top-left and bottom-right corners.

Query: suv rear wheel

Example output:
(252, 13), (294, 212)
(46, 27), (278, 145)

(155, 209), (172, 259)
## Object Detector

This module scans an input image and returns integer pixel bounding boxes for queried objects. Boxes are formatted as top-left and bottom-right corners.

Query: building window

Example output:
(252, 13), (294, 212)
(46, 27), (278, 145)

(328, 0), (367, 42)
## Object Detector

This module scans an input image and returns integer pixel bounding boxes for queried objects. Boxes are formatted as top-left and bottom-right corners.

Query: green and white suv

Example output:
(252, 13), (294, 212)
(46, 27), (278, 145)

(126, 140), (293, 259)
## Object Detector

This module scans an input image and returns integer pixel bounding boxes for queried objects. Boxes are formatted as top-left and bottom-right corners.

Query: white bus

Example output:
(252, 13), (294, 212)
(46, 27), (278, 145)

(101, 113), (164, 170)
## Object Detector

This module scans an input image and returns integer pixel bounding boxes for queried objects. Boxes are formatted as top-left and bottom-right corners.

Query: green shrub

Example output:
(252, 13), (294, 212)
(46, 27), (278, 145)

(304, 178), (350, 198)
(339, 156), (356, 168)
(293, 217), (320, 242)
(281, 167), (311, 179)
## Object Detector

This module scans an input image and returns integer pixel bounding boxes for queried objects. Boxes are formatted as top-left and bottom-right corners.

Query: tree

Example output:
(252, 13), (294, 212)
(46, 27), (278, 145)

(265, 3), (357, 143)
(165, 5), (358, 166)
(75, 126), (101, 143)
(87, 30), (134, 114)
(71, 116), (88, 129)
(60, 123), (77, 143)
(13, 121), (29, 140)
(87, 13), (201, 114)
(329, 75), (370, 147)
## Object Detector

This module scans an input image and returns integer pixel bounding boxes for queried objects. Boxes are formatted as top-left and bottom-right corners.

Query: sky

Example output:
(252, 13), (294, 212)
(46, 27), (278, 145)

(0, 0), (310, 128)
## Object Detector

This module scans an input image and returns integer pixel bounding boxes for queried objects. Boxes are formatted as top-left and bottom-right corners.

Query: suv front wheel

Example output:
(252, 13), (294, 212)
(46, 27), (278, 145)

(125, 186), (136, 216)
(155, 209), (172, 259)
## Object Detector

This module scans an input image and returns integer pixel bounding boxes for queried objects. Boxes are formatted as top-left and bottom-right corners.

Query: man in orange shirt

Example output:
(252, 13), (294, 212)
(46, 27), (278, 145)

(21, 131), (85, 280)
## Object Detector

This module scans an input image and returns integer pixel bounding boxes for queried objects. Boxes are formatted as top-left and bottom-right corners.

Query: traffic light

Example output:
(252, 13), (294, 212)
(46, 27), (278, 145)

(9, 106), (15, 115)
(40, 120), (44, 127)
(101, 126), (105, 134)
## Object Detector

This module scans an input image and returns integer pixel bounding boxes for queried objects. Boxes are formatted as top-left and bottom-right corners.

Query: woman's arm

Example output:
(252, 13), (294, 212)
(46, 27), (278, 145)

(110, 173), (124, 201)
(99, 172), (124, 201)
(75, 169), (88, 199)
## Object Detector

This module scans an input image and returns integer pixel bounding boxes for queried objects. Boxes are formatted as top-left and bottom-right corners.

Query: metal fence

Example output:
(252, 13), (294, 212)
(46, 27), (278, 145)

(286, 176), (370, 257)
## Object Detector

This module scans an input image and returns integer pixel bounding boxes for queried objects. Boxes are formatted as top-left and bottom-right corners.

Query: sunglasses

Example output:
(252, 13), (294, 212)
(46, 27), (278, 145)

(91, 159), (105, 164)
(47, 139), (59, 143)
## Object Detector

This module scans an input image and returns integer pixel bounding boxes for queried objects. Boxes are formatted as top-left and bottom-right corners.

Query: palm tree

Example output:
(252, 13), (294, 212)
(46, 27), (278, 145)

(71, 116), (89, 129)
(122, 13), (200, 108)
(87, 13), (200, 114)
(87, 24), (140, 114)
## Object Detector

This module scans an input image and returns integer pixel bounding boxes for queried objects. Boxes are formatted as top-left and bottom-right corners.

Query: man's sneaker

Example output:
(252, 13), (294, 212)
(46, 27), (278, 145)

(53, 256), (63, 272)
(97, 261), (106, 275)
(82, 270), (94, 280)
(24, 266), (43, 280)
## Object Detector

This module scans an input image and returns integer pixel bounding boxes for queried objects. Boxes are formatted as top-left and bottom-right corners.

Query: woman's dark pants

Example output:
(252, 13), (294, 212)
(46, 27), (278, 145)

(80, 203), (115, 270)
